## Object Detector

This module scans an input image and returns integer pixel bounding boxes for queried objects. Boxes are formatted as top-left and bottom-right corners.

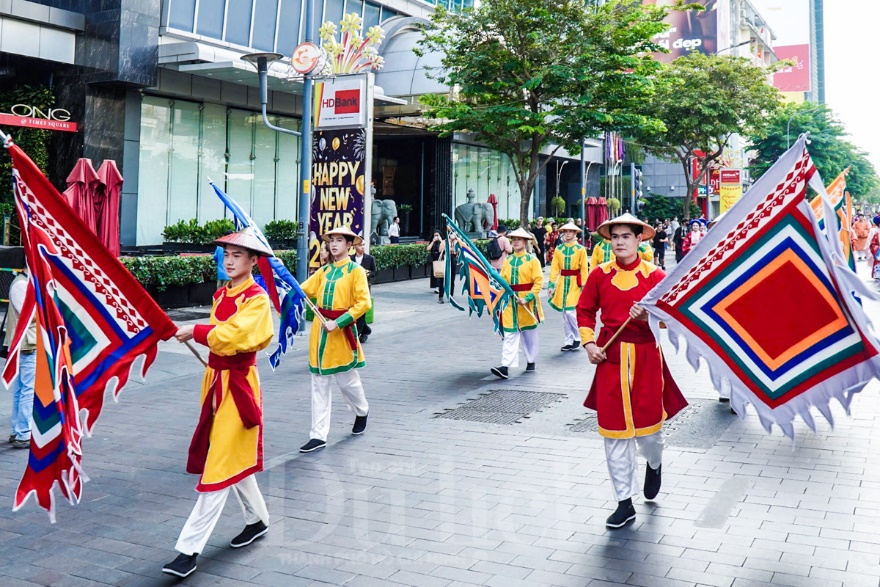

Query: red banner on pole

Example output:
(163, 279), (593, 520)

(0, 113), (78, 133)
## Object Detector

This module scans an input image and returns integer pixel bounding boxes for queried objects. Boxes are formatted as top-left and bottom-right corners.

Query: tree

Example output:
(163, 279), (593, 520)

(417, 0), (674, 226)
(746, 101), (880, 200)
(633, 52), (782, 221)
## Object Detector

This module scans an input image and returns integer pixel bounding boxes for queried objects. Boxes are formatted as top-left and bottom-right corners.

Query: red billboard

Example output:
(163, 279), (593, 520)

(773, 44), (811, 92)
(646, 0), (718, 63)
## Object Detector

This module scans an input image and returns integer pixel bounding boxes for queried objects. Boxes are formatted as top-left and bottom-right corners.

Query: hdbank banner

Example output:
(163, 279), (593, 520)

(719, 169), (742, 213)
(314, 76), (367, 129)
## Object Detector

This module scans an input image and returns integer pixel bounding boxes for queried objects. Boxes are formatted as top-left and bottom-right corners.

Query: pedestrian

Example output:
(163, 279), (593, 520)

(544, 220), (559, 265)
(575, 218), (585, 244)
(672, 224), (684, 262)
(163, 228), (275, 578)
(350, 240), (376, 342)
(298, 226), (371, 453)
(319, 241), (331, 266)
(388, 216), (401, 244)
(669, 216), (680, 238)
(532, 217), (547, 268)
(426, 230), (445, 295)
(213, 244), (229, 289)
(652, 222), (667, 270)
(5, 266), (36, 450)
(576, 213), (687, 529)
(489, 225), (512, 271)
(681, 220), (703, 256)
(548, 222), (589, 352)
(441, 232), (460, 302)
(491, 228), (544, 378)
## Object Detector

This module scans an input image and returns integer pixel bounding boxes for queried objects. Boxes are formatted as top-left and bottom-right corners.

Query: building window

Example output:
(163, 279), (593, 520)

(451, 143), (520, 221)
(168, 0), (197, 31)
(196, 0), (226, 38)
(225, 0), (253, 46)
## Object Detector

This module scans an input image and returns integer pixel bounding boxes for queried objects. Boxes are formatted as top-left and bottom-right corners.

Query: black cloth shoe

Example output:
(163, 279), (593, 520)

(606, 499), (636, 529)
(569, 340), (581, 351)
(560, 343), (574, 352)
(230, 521), (268, 548)
(718, 396), (730, 403)
(359, 334), (369, 343)
(352, 414), (368, 435)
(10, 439), (29, 449)
(162, 553), (198, 578)
(644, 464), (662, 501)
(525, 363), (536, 373)
(299, 439), (326, 453)
(490, 366), (509, 379)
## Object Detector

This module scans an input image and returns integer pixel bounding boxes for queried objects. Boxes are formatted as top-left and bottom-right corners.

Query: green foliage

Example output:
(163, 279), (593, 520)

(263, 219), (298, 241)
(550, 197), (566, 217)
(371, 244), (430, 270)
(639, 194), (680, 222)
(398, 204), (414, 214)
(0, 85), (54, 230)
(746, 102), (880, 200)
(418, 0), (673, 226)
(633, 52), (783, 220)
(606, 197), (621, 214)
(162, 218), (235, 244)
(500, 218), (522, 230)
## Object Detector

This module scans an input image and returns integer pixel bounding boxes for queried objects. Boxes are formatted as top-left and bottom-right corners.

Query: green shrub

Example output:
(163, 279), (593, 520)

(162, 218), (235, 244)
(550, 196), (566, 216)
(202, 218), (235, 243)
(264, 219), (298, 241)
(499, 218), (522, 230)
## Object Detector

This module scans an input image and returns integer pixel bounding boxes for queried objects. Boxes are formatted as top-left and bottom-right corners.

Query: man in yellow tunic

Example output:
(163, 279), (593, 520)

(299, 226), (372, 453)
(591, 237), (654, 270)
(163, 227), (275, 578)
(491, 228), (544, 379)
(548, 222), (589, 352)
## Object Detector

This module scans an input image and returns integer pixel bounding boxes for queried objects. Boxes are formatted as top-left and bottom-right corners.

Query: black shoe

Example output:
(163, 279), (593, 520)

(644, 464), (662, 501)
(299, 439), (326, 453)
(359, 334), (369, 343)
(352, 414), (368, 435)
(569, 340), (581, 351)
(10, 439), (29, 449)
(718, 396), (730, 403)
(7, 434), (15, 443)
(606, 499), (636, 529)
(490, 366), (509, 379)
(525, 363), (536, 373)
(162, 553), (198, 578)
(230, 521), (268, 548)
(438, 299), (444, 304)
(560, 344), (574, 352)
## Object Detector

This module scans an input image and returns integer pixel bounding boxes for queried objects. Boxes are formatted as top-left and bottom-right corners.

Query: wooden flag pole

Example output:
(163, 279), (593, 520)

(601, 317), (632, 353)
(184, 340), (208, 367)
(303, 296), (327, 325)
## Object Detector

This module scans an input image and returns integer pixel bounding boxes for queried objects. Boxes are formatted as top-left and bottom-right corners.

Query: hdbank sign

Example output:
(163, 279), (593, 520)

(314, 76), (367, 129)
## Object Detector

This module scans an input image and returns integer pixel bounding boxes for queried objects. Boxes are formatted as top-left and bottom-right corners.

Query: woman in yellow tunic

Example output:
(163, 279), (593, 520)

(548, 222), (589, 352)
(491, 228), (544, 379)
(298, 226), (372, 453)
(164, 228), (274, 579)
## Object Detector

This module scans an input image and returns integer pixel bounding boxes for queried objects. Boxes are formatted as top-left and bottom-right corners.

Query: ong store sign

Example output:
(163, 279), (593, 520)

(0, 104), (78, 133)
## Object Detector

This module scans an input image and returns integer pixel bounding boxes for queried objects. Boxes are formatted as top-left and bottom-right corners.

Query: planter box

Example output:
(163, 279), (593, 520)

(393, 266), (411, 282)
(152, 286), (190, 309)
(188, 282), (217, 306)
(163, 242), (215, 254)
(376, 268), (395, 284)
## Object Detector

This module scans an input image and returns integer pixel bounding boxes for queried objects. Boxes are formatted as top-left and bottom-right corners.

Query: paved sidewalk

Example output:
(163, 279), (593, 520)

(1, 265), (880, 587)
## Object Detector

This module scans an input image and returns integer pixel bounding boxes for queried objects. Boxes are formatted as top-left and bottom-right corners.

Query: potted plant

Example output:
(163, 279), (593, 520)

(606, 197), (621, 216)
(399, 203), (413, 234)
(264, 219), (298, 248)
(550, 196), (566, 217)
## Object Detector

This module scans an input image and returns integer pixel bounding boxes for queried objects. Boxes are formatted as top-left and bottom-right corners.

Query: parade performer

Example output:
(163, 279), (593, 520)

(491, 228), (544, 378)
(854, 214), (871, 261)
(548, 222), (589, 352)
(299, 226), (371, 453)
(590, 236), (654, 270)
(870, 216), (880, 280)
(681, 220), (704, 256)
(164, 228), (275, 578)
(576, 214), (687, 529)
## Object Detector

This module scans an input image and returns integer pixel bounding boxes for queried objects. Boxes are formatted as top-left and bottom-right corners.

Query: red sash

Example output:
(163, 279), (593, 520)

(187, 352), (260, 475)
(560, 269), (582, 288)
(319, 308), (358, 350)
(511, 283), (534, 292)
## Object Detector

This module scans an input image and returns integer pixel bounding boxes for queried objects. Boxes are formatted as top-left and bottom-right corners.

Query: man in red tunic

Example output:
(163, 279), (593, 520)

(576, 213), (688, 529)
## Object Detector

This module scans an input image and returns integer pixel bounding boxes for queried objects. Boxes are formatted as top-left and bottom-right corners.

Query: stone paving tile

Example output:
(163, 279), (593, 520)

(4, 276), (880, 585)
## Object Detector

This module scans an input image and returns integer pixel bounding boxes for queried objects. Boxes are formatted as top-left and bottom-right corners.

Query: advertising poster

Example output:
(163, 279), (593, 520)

(646, 0), (718, 63)
(773, 44), (811, 92)
(308, 128), (368, 273)
(719, 169), (742, 213)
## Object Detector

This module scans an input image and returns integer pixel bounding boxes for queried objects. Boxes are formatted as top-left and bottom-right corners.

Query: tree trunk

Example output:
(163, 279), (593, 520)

(519, 179), (533, 228)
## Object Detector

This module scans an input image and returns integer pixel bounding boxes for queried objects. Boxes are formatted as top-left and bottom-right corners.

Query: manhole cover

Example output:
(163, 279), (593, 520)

(568, 399), (736, 449)
(435, 390), (566, 425)
(166, 308), (212, 322)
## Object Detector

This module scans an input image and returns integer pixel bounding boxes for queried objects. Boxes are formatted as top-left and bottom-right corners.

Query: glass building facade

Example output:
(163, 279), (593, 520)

(451, 143), (522, 222)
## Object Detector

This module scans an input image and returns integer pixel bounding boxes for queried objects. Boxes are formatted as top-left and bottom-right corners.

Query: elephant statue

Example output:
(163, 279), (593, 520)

(371, 198), (398, 238)
(454, 190), (495, 232)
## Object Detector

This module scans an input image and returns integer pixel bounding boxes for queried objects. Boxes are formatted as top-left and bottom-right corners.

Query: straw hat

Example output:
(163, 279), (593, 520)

(321, 225), (364, 246)
(558, 222), (582, 233)
(213, 227), (274, 257)
(507, 227), (537, 242)
(596, 213), (656, 240)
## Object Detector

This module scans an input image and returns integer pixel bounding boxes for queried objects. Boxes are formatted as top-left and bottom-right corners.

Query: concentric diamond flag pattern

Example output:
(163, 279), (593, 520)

(641, 136), (880, 437)
(3, 144), (178, 520)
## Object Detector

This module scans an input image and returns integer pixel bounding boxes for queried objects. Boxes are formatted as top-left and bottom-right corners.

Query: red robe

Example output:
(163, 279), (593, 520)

(576, 256), (687, 439)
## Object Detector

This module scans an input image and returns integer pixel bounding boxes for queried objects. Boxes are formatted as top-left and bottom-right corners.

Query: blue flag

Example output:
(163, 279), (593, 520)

(209, 180), (306, 369)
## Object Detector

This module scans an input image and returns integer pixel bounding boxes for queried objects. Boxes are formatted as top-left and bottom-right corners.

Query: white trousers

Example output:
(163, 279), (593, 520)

(562, 310), (579, 345)
(604, 432), (664, 502)
(310, 370), (369, 441)
(501, 330), (539, 368)
(175, 475), (269, 556)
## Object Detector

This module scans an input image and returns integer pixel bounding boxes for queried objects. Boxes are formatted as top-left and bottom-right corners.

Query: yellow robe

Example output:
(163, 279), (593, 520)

(301, 258), (372, 375)
(501, 252), (544, 332)
(548, 242), (589, 311)
(191, 277), (274, 491)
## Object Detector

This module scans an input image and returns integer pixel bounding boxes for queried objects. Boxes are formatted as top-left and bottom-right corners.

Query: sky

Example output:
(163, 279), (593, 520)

(752, 0), (880, 172)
